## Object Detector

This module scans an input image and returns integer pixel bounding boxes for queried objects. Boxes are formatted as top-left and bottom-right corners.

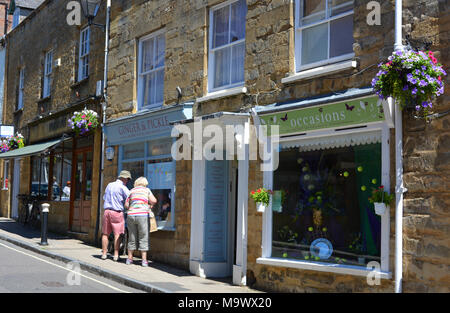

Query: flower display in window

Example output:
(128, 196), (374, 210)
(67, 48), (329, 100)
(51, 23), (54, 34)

(371, 49), (446, 118)
(68, 109), (99, 136)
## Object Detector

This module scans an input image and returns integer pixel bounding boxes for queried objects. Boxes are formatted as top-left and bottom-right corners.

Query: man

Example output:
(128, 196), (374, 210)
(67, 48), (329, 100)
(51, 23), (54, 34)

(101, 170), (131, 261)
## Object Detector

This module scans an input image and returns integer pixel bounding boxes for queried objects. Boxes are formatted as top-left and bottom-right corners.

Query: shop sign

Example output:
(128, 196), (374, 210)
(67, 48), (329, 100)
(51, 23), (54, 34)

(104, 108), (190, 146)
(259, 96), (385, 135)
(29, 113), (72, 143)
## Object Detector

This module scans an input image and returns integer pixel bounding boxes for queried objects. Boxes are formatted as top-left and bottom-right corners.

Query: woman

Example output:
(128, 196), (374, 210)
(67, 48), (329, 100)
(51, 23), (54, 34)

(124, 176), (157, 267)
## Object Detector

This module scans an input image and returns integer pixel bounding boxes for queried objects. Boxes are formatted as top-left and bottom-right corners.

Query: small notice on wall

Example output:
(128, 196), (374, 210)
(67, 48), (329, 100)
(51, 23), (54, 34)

(272, 190), (282, 213)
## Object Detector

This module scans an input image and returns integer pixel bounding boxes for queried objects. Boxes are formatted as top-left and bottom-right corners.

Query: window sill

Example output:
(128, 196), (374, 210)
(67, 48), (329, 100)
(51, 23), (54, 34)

(196, 86), (247, 103)
(37, 96), (51, 104)
(281, 60), (357, 84)
(70, 77), (89, 89)
(256, 257), (392, 279)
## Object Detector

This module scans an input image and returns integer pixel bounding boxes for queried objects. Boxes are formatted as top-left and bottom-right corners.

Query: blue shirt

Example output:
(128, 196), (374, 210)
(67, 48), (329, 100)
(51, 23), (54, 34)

(103, 179), (130, 212)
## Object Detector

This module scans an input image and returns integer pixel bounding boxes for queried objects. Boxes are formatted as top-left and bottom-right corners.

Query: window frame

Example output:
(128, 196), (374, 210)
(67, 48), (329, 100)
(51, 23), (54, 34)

(78, 27), (90, 81)
(12, 7), (20, 29)
(137, 29), (166, 110)
(258, 115), (391, 278)
(294, 0), (355, 72)
(43, 50), (53, 98)
(208, 0), (247, 93)
(18, 68), (25, 110)
(118, 137), (177, 231)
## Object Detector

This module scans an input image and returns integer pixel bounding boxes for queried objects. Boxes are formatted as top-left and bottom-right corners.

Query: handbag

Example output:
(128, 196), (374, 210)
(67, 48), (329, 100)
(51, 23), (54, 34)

(149, 210), (158, 233)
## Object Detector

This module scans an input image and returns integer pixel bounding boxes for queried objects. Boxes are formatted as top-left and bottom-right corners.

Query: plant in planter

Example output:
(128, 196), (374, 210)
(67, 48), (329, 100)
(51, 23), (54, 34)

(371, 49), (446, 119)
(368, 185), (395, 215)
(68, 109), (99, 136)
(250, 188), (272, 212)
(7, 133), (25, 150)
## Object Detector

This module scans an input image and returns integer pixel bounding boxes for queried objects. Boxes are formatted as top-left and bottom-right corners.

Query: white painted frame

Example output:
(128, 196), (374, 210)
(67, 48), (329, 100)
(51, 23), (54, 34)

(137, 29), (166, 110)
(258, 118), (392, 278)
(78, 27), (90, 81)
(43, 50), (53, 98)
(208, 0), (246, 93)
(294, 0), (354, 72)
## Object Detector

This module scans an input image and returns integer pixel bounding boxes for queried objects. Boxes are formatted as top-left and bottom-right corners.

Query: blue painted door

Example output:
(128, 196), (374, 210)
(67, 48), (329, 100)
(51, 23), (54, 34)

(204, 159), (229, 263)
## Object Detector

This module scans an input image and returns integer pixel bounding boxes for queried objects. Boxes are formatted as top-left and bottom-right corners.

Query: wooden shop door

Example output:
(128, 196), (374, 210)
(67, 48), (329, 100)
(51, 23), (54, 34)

(70, 148), (93, 233)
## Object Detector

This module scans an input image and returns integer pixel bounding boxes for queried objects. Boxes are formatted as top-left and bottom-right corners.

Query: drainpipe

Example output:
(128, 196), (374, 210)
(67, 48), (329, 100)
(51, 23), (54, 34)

(394, 0), (406, 294)
(95, 0), (111, 245)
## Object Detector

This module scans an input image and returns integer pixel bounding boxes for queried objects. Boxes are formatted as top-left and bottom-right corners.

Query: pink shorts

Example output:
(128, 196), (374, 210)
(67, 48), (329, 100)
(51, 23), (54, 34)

(102, 210), (125, 235)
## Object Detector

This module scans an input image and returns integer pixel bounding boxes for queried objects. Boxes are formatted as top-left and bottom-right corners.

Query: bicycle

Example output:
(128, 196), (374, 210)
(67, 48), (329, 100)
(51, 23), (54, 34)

(17, 194), (46, 229)
(17, 194), (32, 225)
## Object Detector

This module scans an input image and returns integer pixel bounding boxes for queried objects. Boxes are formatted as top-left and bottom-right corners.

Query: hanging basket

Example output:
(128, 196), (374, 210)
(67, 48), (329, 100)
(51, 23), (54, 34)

(256, 202), (266, 213)
(68, 109), (99, 136)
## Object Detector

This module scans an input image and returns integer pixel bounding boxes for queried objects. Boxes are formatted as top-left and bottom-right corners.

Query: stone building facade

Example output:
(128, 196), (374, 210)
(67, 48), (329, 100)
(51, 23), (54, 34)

(1, 0), (107, 244)
(106, 0), (449, 292)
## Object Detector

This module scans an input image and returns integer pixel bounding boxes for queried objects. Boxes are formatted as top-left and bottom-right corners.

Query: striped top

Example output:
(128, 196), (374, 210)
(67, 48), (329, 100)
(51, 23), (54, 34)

(124, 186), (154, 217)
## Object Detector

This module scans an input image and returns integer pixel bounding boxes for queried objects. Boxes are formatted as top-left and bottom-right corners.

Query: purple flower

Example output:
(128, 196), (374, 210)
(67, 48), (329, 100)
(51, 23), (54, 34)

(407, 73), (414, 81)
(403, 85), (409, 91)
(411, 78), (418, 84)
(395, 50), (403, 56)
(419, 80), (428, 87)
(416, 105), (421, 111)
(421, 66), (427, 71)
(412, 88), (418, 95)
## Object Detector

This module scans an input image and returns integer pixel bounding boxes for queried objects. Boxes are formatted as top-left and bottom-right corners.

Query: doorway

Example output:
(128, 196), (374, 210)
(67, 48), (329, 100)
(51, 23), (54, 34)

(70, 148), (93, 233)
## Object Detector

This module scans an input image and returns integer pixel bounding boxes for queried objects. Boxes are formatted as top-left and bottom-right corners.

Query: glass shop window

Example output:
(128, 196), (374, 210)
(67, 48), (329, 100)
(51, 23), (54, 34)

(31, 156), (50, 198)
(271, 142), (382, 267)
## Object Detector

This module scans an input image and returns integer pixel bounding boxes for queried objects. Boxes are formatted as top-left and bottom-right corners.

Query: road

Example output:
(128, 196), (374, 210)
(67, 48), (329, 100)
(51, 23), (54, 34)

(0, 239), (144, 293)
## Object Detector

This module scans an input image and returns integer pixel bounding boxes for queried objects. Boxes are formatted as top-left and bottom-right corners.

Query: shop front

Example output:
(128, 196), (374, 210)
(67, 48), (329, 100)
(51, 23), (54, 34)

(251, 87), (395, 284)
(103, 104), (193, 265)
(0, 101), (101, 242)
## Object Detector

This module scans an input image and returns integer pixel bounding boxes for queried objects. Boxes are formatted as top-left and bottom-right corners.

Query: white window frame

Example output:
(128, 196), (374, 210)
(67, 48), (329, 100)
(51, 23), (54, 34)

(208, 0), (246, 93)
(137, 30), (165, 110)
(18, 68), (25, 110)
(257, 105), (392, 279)
(43, 50), (53, 98)
(118, 138), (176, 231)
(78, 27), (90, 81)
(294, 0), (355, 72)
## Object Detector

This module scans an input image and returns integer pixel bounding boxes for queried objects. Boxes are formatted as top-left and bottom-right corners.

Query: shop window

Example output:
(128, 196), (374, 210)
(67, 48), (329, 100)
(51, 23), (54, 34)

(295, 0), (354, 71)
(31, 156), (51, 198)
(271, 142), (382, 267)
(208, 0), (247, 92)
(138, 31), (165, 109)
(120, 138), (175, 229)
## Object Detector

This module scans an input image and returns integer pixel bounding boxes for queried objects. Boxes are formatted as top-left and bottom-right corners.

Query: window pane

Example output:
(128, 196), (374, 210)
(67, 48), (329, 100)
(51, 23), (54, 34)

(214, 46), (231, 88)
(301, 0), (326, 25)
(301, 23), (328, 65)
(147, 161), (174, 224)
(122, 161), (145, 190)
(230, 0), (246, 42)
(61, 151), (72, 201)
(155, 69), (164, 104)
(329, 0), (353, 16)
(85, 151), (93, 200)
(141, 39), (154, 72)
(52, 154), (63, 200)
(231, 42), (245, 84)
(330, 14), (353, 58)
(155, 34), (165, 68)
(148, 138), (172, 157)
(123, 143), (145, 160)
(213, 5), (230, 48)
(140, 73), (150, 107)
(272, 143), (381, 266)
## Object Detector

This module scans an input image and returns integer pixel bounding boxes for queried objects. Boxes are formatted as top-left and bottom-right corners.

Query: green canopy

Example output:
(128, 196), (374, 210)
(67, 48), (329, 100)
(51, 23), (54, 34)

(8, 0), (16, 15)
(0, 138), (63, 159)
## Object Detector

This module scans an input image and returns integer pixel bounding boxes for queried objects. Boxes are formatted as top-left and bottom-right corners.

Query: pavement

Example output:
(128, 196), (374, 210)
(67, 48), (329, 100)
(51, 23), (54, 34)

(0, 217), (261, 293)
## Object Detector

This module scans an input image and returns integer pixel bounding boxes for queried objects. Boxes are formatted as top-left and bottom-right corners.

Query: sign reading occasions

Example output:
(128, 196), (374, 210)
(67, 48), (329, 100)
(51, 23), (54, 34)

(259, 96), (385, 135)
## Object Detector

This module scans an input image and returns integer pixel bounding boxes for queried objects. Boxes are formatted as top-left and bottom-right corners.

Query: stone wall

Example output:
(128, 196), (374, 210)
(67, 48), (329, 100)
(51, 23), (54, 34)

(401, 0), (450, 293)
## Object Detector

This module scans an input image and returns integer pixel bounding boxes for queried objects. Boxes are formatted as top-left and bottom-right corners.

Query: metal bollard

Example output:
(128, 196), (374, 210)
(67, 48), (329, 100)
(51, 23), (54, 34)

(40, 203), (50, 246)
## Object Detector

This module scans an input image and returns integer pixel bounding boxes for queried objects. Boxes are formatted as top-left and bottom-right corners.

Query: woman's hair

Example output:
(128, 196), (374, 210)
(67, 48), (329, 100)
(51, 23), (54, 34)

(134, 176), (149, 187)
